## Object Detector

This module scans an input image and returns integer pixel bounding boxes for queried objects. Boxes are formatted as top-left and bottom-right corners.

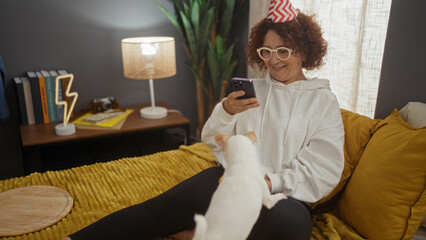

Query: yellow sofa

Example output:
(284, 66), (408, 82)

(314, 108), (426, 240)
(0, 109), (425, 240)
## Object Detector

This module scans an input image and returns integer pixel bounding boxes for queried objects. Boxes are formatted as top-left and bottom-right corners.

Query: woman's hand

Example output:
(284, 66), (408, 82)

(223, 91), (260, 115)
(265, 177), (272, 192)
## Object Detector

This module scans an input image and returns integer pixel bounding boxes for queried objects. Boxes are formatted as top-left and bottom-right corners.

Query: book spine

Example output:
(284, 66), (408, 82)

(14, 77), (28, 125)
(56, 78), (64, 122)
(50, 70), (64, 122)
(22, 77), (35, 124)
(58, 70), (73, 116)
(57, 69), (68, 76)
(27, 71), (43, 124)
(42, 71), (57, 122)
(36, 71), (49, 123)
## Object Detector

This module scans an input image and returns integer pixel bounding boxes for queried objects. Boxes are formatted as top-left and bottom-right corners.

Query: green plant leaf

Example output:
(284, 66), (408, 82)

(215, 35), (224, 62)
(188, 63), (209, 96)
(197, 0), (203, 8)
(183, 2), (192, 18)
(180, 11), (199, 64)
(206, 34), (240, 102)
(200, 8), (215, 48)
(156, 0), (245, 106)
(191, 0), (200, 45)
(219, 0), (235, 37)
(221, 43), (235, 68)
(173, 0), (183, 14)
(223, 59), (238, 82)
(207, 43), (219, 90)
(154, 1), (183, 35)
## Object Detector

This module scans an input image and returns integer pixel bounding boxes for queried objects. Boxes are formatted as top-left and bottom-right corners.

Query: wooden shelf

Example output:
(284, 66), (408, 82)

(20, 103), (190, 147)
(19, 102), (191, 174)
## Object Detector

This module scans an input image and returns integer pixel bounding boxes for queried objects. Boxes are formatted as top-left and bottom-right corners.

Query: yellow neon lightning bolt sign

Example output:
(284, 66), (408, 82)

(55, 74), (78, 126)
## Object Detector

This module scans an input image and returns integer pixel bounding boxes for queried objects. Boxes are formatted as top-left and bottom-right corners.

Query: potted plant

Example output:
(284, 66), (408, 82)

(156, 0), (248, 136)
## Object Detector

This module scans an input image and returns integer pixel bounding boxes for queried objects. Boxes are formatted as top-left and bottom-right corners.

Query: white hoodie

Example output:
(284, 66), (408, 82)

(201, 73), (345, 203)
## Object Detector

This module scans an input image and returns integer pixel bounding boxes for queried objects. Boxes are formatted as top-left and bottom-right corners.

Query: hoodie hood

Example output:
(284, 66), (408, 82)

(265, 72), (331, 91)
(259, 72), (331, 140)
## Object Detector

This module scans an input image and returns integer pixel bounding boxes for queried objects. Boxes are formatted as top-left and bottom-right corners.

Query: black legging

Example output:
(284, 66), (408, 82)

(69, 166), (312, 240)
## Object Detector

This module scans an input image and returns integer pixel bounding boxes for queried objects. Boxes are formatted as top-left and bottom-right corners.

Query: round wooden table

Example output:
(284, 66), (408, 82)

(0, 185), (73, 237)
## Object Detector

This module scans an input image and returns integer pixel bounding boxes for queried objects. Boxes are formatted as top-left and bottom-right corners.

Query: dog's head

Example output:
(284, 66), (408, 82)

(215, 131), (257, 148)
(214, 131), (257, 165)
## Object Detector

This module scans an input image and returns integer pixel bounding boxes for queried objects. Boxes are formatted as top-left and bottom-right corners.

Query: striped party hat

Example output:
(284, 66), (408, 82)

(267, 0), (298, 23)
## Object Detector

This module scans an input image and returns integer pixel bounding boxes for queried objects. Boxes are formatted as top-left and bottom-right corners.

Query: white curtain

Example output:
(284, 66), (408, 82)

(248, 0), (392, 117)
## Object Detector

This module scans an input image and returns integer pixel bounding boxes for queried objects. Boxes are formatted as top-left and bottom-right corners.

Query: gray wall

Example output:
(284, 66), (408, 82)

(5, 0), (425, 179)
(0, 0), (248, 179)
(375, 0), (426, 119)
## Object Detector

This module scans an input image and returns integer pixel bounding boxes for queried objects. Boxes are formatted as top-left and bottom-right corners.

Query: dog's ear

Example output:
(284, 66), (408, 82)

(245, 131), (257, 143)
(215, 134), (230, 147)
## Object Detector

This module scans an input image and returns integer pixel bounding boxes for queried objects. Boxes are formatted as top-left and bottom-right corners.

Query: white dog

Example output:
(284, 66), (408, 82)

(192, 131), (287, 240)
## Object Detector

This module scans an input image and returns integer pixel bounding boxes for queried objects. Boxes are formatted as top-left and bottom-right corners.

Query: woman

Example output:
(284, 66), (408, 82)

(64, 2), (344, 240)
(200, 9), (344, 240)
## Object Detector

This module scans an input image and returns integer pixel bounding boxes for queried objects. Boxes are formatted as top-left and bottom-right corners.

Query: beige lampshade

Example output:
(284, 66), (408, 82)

(121, 37), (176, 80)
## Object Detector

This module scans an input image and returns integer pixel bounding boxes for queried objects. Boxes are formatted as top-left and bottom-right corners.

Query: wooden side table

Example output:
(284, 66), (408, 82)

(19, 103), (190, 174)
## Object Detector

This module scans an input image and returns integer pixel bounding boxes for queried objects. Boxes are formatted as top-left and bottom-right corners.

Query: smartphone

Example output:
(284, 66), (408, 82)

(231, 77), (257, 99)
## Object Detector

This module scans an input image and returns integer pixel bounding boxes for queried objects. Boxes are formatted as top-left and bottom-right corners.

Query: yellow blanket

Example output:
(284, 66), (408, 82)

(0, 143), (364, 240)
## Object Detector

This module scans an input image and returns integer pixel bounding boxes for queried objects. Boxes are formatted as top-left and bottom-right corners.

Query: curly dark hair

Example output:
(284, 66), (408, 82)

(246, 12), (327, 71)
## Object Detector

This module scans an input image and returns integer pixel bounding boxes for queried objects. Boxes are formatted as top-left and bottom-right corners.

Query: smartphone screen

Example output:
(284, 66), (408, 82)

(231, 77), (257, 99)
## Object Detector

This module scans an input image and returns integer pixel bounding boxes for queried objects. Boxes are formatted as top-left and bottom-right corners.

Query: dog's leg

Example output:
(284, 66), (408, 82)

(192, 214), (208, 240)
(262, 182), (287, 209)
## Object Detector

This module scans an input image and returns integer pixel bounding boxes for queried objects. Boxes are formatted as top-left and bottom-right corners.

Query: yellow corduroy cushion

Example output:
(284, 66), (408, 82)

(0, 143), (217, 240)
(312, 109), (383, 211)
(336, 109), (426, 240)
(0, 143), (368, 239)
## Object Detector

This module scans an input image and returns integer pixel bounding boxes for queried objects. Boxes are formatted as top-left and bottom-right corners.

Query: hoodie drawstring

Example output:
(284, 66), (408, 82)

(259, 83), (273, 139)
(282, 81), (303, 147)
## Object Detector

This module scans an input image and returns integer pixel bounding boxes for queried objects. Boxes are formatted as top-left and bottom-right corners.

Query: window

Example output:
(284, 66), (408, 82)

(249, 0), (392, 117)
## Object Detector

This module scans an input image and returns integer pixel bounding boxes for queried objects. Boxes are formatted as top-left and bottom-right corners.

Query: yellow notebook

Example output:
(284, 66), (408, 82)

(75, 115), (129, 130)
(72, 109), (133, 128)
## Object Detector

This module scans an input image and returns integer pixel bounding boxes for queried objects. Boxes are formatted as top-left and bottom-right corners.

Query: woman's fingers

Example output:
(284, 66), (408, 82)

(223, 91), (260, 115)
(228, 90), (245, 100)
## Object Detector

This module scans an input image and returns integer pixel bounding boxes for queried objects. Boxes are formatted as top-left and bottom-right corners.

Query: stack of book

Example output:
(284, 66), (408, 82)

(14, 70), (72, 125)
(72, 109), (133, 130)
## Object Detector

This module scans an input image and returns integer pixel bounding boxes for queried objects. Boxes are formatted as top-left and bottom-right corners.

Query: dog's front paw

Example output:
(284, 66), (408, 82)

(263, 193), (287, 209)
(272, 193), (287, 201)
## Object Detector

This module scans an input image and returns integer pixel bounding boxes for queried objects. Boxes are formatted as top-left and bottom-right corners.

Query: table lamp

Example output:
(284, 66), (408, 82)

(121, 36), (176, 119)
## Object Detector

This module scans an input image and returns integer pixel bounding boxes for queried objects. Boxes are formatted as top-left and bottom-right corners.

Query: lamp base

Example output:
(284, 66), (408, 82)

(55, 123), (76, 136)
(140, 106), (167, 119)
